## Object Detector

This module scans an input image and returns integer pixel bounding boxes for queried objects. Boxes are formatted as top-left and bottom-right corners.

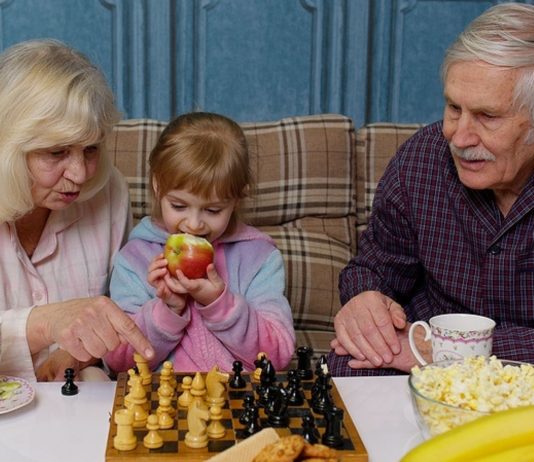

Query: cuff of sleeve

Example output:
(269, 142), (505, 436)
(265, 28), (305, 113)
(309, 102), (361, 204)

(0, 306), (36, 381)
(152, 299), (191, 332)
(194, 286), (234, 322)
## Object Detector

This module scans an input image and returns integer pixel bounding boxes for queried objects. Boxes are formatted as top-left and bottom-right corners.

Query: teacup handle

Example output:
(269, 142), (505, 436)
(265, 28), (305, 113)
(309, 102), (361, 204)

(409, 321), (432, 366)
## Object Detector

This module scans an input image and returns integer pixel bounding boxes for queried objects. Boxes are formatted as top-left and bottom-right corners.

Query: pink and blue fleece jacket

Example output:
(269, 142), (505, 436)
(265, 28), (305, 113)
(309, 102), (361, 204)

(105, 217), (296, 373)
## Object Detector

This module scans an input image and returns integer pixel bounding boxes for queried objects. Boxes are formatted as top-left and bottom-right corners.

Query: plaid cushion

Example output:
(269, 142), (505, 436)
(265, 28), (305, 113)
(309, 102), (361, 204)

(108, 115), (360, 356)
(355, 123), (423, 241)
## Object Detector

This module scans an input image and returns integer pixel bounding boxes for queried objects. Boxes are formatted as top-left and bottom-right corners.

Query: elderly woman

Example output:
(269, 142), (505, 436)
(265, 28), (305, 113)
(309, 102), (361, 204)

(0, 39), (153, 381)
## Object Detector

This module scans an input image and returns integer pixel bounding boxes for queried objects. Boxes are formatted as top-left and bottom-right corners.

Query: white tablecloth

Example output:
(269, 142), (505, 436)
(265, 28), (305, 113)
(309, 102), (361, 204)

(0, 376), (423, 461)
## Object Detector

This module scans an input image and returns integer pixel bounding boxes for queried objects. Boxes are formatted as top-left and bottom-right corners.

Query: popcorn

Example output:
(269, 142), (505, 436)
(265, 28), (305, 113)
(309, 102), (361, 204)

(409, 356), (534, 437)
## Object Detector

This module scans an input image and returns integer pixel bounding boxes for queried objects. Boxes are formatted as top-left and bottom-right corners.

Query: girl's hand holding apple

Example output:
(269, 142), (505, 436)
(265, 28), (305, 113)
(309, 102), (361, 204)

(148, 253), (187, 314)
(173, 263), (225, 307)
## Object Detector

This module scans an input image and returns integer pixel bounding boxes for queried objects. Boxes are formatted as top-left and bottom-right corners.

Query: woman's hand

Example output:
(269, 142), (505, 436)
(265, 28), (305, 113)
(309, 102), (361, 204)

(27, 296), (155, 362)
(36, 349), (80, 382)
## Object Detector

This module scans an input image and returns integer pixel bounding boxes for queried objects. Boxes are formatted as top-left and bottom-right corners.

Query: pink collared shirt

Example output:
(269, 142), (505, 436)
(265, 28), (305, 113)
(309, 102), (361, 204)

(0, 168), (131, 381)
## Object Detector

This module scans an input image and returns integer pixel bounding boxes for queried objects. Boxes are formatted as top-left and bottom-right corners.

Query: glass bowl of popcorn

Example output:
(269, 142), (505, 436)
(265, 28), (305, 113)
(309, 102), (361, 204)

(408, 356), (534, 439)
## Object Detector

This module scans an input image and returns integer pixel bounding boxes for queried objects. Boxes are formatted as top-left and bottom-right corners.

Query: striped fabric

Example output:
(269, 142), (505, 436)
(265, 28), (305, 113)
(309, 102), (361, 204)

(355, 123), (423, 241)
(107, 115), (417, 362)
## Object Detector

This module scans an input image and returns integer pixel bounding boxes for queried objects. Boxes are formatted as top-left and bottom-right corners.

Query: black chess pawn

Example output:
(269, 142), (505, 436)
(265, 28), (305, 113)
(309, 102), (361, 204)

(243, 402), (262, 437)
(322, 406), (344, 448)
(301, 412), (320, 444)
(61, 368), (79, 396)
(229, 360), (246, 388)
(239, 394), (256, 425)
(296, 346), (314, 380)
(285, 369), (305, 406)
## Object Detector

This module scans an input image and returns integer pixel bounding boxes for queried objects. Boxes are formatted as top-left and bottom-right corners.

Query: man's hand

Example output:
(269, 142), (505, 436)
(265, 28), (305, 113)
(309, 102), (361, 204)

(343, 323), (431, 372)
(27, 296), (155, 362)
(331, 291), (407, 366)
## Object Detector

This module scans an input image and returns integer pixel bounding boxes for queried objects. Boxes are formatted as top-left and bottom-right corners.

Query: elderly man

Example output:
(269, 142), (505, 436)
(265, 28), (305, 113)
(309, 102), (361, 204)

(329, 2), (534, 376)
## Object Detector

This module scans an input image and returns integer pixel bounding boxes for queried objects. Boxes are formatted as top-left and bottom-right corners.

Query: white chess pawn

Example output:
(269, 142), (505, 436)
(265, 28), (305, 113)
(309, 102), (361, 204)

(143, 414), (163, 449)
(178, 376), (193, 408)
(158, 367), (174, 400)
(162, 360), (177, 390)
(207, 405), (226, 439)
(133, 352), (152, 385)
(113, 409), (137, 451)
(157, 395), (175, 430)
(129, 374), (148, 428)
(124, 368), (137, 409)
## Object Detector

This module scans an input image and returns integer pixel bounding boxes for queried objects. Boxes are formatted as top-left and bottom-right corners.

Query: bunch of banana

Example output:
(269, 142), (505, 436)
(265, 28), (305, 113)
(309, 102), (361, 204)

(401, 405), (534, 462)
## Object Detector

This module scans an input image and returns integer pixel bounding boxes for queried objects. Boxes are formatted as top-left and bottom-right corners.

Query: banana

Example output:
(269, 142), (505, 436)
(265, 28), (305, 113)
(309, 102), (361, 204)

(470, 442), (534, 462)
(401, 405), (534, 462)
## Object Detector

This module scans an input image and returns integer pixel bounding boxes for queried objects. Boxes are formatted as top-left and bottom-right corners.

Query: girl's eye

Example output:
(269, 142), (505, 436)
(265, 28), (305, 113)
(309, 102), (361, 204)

(206, 208), (222, 214)
(171, 204), (186, 210)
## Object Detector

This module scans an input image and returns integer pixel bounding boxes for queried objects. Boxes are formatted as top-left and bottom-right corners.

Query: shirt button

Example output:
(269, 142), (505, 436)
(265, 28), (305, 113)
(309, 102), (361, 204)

(488, 245), (501, 255)
(33, 291), (43, 301)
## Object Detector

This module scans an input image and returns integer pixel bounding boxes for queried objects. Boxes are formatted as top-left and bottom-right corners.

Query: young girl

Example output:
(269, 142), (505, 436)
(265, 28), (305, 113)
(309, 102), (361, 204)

(105, 112), (295, 373)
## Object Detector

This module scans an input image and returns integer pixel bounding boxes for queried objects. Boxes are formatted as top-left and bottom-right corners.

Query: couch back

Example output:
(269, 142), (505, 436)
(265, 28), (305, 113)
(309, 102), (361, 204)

(107, 114), (422, 355)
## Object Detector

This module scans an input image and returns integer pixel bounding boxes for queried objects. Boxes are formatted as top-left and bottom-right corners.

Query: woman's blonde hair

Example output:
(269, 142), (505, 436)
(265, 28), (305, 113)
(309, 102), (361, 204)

(0, 39), (120, 222)
(149, 112), (252, 230)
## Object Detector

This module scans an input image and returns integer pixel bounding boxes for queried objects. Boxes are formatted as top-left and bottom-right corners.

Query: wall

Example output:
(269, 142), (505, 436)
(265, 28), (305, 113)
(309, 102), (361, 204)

(1, 0), (532, 127)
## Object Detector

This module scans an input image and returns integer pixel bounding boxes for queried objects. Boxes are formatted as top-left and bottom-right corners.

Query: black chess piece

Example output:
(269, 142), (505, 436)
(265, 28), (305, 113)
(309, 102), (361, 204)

(301, 412), (320, 444)
(315, 354), (328, 377)
(311, 371), (334, 414)
(285, 369), (305, 406)
(257, 360), (277, 407)
(322, 406), (344, 448)
(266, 384), (289, 427)
(239, 394), (256, 425)
(61, 368), (79, 396)
(296, 346), (314, 380)
(243, 402), (262, 437)
(229, 360), (246, 388)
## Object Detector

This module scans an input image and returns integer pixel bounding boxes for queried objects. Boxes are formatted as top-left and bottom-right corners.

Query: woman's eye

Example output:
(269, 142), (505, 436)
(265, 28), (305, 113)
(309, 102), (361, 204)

(84, 145), (99, 155)
(50, 149), (68, 156)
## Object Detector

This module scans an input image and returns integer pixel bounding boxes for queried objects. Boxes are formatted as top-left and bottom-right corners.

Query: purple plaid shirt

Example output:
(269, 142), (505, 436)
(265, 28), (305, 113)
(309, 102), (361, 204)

(329, 121), (534, 376)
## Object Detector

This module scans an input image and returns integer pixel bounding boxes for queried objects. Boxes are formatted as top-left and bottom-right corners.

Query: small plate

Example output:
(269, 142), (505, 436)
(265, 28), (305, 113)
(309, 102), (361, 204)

(0, 376), (35, 414)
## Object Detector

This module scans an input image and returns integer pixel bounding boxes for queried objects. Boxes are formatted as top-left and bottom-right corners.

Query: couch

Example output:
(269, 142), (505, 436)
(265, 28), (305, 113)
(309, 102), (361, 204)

(108, 114), (423, 365)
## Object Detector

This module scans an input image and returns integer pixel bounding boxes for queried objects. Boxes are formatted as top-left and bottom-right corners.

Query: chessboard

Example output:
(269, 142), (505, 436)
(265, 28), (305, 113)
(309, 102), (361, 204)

(105, 367), (368, 461)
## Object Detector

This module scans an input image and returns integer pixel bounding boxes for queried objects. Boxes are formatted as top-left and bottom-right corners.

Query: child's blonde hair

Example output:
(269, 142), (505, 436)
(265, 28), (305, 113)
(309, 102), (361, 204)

(149, 112), (252, 230)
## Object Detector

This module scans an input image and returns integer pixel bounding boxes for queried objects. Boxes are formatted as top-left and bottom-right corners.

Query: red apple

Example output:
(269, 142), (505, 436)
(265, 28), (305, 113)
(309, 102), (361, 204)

(164, 233), (214, 279)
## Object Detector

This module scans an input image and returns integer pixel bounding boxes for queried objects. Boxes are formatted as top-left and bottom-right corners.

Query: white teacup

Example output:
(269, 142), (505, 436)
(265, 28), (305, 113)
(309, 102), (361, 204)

(408, 313), (496, 366)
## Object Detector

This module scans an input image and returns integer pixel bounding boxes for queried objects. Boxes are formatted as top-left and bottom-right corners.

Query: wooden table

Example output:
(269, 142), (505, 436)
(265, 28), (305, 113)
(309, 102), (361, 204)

(0, 376), (423, 462)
